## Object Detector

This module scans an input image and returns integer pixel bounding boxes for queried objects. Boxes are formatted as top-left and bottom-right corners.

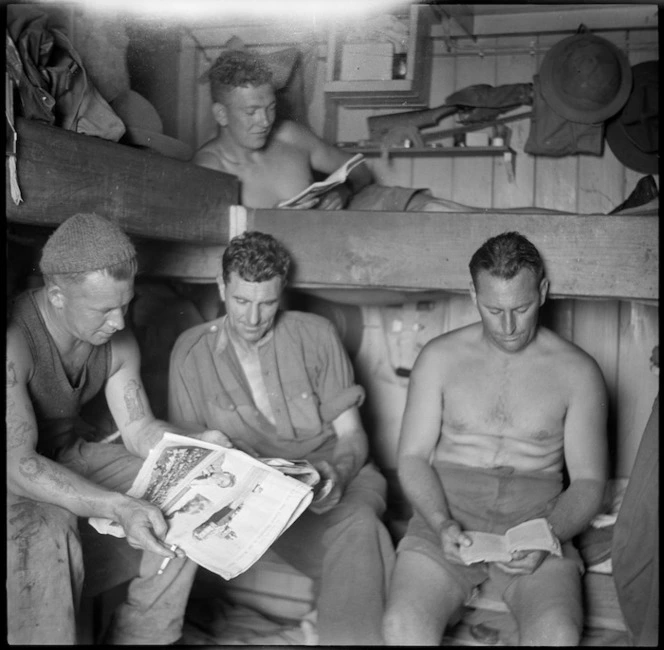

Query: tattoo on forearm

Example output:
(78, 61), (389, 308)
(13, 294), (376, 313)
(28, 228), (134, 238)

(6, 361), (17, 387)
(18, 455), (77, 494)
(18, 455), (47, 479)
(124, 379), (146, 424)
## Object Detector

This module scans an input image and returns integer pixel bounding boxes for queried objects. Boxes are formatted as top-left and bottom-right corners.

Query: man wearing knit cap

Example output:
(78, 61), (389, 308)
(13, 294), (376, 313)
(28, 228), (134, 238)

(6, 213), (231, 644)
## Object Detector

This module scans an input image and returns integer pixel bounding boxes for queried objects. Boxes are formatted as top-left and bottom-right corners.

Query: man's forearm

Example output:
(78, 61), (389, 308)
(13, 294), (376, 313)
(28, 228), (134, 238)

(399, 455), (452, 537)
(347, 164), (373, 196)
(8, 451), (131, 520)
(546, 478), (606, 543)
(331, 429), (368, 487)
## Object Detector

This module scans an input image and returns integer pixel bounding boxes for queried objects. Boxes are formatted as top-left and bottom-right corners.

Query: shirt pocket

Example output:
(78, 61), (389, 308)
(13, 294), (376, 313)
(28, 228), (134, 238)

(283, 383), (323, 433)
(207, 392), (256, 435)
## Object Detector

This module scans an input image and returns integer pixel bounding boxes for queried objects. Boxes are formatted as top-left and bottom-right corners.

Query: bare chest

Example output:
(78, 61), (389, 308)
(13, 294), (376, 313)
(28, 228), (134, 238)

(443, 362), (567, 441)
(242, 153), (313, 207)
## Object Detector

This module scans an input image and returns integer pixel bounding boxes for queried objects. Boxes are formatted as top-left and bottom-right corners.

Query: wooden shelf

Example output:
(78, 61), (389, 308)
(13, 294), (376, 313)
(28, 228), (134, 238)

(324, 5), (434, 109)
(340, 146), (513, 157)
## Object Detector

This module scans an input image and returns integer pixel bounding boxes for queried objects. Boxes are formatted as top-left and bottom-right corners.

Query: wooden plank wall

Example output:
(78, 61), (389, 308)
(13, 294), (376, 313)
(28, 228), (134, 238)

(175, 5), (658, 478)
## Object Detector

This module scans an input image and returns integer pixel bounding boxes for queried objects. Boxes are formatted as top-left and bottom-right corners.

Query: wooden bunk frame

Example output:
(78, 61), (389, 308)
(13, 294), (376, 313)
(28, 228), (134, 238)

(6, 118), (659, 303)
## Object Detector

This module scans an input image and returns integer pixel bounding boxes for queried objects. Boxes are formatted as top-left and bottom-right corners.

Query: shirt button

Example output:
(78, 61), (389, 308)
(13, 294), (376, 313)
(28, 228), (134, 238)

(228, 404), (235, 411)
(301, 392), (308, 399)
(210, 325), (218, 332)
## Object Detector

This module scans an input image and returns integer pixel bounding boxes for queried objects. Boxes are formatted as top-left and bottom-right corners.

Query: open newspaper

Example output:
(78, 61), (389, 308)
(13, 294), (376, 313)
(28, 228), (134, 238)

(277, 153), (366, 208)
(88, 433), (323, 580)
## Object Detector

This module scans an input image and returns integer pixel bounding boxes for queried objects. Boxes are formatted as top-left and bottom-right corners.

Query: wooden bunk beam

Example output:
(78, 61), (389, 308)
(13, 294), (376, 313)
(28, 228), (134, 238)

(138, 208), (658, 302)
(5, 118), (657, 301)
(6, 118), (239, 244)
(253, 209), (658, 301)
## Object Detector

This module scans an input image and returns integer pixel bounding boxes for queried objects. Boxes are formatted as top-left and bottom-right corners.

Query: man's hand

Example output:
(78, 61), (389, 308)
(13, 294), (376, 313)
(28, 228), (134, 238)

(114, 496), (183, 559)
(439, 520), (473, 565)
(317, 185), (351, 210)
(186, 430), (260, 458)
(494, 549), (549, 575)
(187, 429), (233, 448)
(309, 460), (343, 514)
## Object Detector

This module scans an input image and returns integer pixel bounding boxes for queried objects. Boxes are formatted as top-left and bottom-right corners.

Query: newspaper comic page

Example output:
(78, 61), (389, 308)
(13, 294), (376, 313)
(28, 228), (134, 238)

(89, 433), (318, 579)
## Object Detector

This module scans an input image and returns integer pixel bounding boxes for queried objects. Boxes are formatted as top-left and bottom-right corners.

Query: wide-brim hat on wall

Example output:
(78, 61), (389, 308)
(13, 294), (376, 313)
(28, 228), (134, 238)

(606, 60), (659, 174)
(110, 90), (193, 161)
(539, 29), (632, 125)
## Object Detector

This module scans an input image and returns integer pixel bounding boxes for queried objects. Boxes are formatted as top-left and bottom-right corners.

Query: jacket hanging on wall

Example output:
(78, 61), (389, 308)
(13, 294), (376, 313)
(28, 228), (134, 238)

(7, 4), (125, 141)
(524, 75), (604, 157)
(525, 25), (631, 157)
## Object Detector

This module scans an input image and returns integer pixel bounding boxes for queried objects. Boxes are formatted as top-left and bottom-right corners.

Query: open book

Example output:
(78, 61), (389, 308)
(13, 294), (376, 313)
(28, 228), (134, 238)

(88, 433), (322, 580)
(277, 153), (366, 208)
(459, 518), (562, 565)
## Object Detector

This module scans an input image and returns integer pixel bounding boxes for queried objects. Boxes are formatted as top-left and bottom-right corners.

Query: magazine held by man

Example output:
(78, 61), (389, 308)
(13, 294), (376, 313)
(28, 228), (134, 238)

(277, 153), (366, 208)
(89, 433), (329, 579)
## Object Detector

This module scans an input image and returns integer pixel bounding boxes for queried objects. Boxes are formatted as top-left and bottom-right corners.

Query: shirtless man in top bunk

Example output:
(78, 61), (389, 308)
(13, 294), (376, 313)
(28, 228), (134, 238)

(382, 231), (609, 646)
(193, 49), (372, 210)
(193, 49), (569, 214)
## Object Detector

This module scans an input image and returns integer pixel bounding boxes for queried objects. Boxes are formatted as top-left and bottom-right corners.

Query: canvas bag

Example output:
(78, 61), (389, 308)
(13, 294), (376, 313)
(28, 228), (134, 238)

(7, 5), (125, 141)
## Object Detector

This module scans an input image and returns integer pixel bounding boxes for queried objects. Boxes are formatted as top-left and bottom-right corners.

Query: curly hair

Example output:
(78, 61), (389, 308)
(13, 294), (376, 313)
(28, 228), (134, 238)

(221, 231), (291, 285)
(469, 231), (545, 285)
(206, 50), (274, 103)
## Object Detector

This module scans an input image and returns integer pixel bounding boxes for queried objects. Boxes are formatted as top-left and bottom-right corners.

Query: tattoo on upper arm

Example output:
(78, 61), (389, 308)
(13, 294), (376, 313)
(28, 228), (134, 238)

(7, 361), (17, 387)
(8, 420), (35, 450)
(6, 397), (37, 450)
(124, 379), (146, 424)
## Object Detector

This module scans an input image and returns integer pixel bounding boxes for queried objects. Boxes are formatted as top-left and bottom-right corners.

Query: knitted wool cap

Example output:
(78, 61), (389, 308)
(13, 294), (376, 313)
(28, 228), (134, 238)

(39, 213), (136, 275)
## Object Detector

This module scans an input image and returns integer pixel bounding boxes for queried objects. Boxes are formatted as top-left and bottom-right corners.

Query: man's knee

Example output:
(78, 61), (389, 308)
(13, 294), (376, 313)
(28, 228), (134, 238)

(520, 608), (582, 646)
(7, 494), (83, 586)
(8, 494), (79, 545)
(383, 600), (445, 646)
(328, 500), (385, 536)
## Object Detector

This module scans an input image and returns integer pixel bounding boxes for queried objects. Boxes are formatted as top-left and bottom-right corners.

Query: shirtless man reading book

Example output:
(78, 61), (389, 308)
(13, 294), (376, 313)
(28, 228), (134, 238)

(193, 50), (372, 210)
(194, 50), (571, 216)
(383, 231), (608, 646)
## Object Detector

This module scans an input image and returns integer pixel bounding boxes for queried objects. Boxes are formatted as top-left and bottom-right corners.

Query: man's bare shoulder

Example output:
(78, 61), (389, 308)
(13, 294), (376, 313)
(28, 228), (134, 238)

(414, 322), (481, 370)
(272, 119), (315, 145)
(107, 328), (141, 374)
(192, 138), (224, 171)
(537, 327), (605, 382)
(6, 320), (32, 374)
(423, 321), (482, 354)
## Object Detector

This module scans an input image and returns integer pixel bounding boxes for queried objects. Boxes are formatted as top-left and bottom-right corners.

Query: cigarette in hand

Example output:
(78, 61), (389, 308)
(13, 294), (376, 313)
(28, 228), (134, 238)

(157, 544), (179, 575)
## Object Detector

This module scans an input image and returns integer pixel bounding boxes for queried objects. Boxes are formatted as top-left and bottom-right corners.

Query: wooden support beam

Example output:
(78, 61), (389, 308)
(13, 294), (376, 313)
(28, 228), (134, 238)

(136, 208), (658, 302)
(6, 118), (239, 244)
(250, 209), (657, 302)
(5, 119), (657, 301)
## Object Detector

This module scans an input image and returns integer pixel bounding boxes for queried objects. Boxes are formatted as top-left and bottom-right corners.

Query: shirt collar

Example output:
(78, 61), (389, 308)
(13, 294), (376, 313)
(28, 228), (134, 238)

(214, 314), (276, 355)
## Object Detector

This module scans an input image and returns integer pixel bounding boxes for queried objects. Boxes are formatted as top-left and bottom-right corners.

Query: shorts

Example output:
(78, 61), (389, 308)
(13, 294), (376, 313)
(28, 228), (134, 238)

(397, 461), (584, 601)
